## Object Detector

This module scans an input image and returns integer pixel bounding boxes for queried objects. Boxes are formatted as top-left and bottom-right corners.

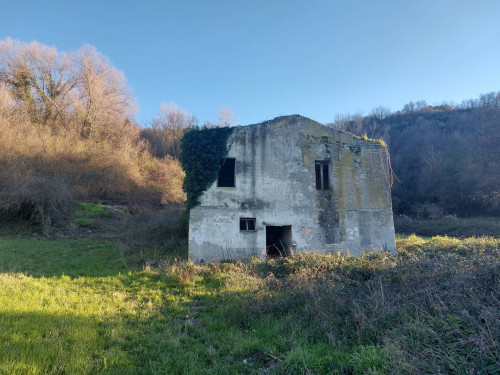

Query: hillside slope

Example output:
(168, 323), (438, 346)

(336, 96), (500, 217)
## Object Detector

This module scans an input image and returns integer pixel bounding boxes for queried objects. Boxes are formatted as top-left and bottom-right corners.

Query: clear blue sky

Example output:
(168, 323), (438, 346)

(2, 0), (500, 126)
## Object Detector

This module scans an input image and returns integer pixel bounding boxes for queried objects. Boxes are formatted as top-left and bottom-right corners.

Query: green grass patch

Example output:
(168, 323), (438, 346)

(72, 217), (92, 227)
(0, 238), (130, 277)
(72, 202), (111, 228)
(75, 202), (111, 218)
(0, 235), (499, 374)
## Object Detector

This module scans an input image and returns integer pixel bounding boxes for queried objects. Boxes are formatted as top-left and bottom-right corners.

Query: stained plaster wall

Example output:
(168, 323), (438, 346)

(188, 115), (396, 262)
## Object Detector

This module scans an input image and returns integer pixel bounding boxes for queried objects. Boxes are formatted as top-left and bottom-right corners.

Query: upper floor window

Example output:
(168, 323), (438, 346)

(218, 158), (235, 187)
(315, 161), (329, 190)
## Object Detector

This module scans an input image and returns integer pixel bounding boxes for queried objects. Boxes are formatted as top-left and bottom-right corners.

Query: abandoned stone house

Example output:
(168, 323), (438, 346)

(188, 115), (396, 262)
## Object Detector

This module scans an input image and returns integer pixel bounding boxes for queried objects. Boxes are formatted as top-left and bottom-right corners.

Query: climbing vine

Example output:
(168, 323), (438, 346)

(180, 127), (234, 208)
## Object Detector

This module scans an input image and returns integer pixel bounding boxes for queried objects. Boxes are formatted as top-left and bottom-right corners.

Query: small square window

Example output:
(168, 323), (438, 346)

(240, 218), (256, 231)
(218, 158), (235, 187)
(315, 161), (330, 190)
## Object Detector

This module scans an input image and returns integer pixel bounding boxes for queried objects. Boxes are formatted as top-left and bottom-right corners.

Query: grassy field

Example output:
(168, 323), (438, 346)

(0, 234), (499, 374)
(394, 215), (500, 237)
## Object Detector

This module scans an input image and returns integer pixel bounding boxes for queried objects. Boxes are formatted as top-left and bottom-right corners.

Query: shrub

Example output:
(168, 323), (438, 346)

(116, 204), (188, 261)
(0, 176), (74, 235)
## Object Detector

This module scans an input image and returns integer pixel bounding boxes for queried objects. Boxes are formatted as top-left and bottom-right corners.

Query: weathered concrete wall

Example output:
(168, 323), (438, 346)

(189, 115), (395, 262)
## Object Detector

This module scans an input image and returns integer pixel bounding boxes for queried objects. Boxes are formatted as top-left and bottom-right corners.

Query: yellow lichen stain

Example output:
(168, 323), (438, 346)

(270, 119), (288, 128)
(353, 133), (388, 148)
(296, 122), (346, 165)
(339, 147), (354, 167)
(300, 145), (314, 166)
(335, 162), (345, 212)
(337, 212), (346, 242)
(361, 149), (392, 209)
(335, 165), (346, 241)
(303, 123), (331, 138)
(353, 173), (362, 208)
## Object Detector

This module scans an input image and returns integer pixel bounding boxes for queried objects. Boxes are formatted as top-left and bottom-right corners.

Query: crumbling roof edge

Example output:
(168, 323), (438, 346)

(234, 114), (387, 148)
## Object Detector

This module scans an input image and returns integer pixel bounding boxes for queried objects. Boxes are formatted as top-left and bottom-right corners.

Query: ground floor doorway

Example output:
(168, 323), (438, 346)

(266, 225), (292, 258)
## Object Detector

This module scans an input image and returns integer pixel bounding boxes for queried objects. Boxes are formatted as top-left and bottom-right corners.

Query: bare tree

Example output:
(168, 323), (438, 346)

(333, 113), (351, 129)
(145, 103), (197, 158)
(351, 112), (364, 134)
(422, 144), (444, 183)
(332, 112), (365, 134)
(0, 38), (75, 126)
(402, 101), (416, 115)
(71, 45), (136, 142)
(370, 106), (391, 121)
(202, 120), (215, 128)
(152, 103), (197, 132)
(0, 39), (137, 144)
(415, 100), (428, 112)
(461, 98), (478, 109)
(479, 92), (500, 108)
(0, 82), (16, 122)
(218, 107), (237, 127)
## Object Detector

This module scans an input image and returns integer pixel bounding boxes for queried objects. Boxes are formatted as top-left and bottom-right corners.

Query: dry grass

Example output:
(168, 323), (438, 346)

(162, 235), (500, 374)
(0, 115), (186, 232)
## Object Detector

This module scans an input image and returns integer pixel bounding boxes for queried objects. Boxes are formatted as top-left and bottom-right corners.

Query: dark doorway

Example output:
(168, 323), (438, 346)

(266, 225), (292, 258)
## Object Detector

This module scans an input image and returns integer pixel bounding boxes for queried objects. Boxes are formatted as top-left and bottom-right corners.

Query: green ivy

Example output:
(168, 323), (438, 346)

(180, 127), (234, 208)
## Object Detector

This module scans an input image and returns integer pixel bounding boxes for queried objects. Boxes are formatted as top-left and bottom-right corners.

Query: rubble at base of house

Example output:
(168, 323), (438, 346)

(187, 115), (396, 262)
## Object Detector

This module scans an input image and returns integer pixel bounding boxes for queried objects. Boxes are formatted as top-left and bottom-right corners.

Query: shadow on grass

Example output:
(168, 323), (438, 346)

(0, 233), (186, 278)
(0, 310), (134, 374)
(0, 276), (263, 374)
(0, 237), (133, 277)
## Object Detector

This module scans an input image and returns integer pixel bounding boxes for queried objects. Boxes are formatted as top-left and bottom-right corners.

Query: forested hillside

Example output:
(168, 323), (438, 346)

(334, 95), (500, 217)
(0, 39), (185, 233)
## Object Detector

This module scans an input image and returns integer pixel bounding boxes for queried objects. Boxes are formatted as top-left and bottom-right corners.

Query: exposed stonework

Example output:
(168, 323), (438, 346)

(188, 115), (396, 262)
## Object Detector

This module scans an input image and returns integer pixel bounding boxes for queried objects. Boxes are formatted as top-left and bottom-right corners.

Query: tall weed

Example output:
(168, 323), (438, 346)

(0, 176), (73, 235)
(168, 237), (500, 374)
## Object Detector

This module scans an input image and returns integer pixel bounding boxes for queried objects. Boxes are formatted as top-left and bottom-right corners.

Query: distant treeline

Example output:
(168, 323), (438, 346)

(332, 94), (500, 217)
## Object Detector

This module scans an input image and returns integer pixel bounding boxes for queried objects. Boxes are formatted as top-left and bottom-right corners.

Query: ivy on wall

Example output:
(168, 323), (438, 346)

(180, 127), (234, 209)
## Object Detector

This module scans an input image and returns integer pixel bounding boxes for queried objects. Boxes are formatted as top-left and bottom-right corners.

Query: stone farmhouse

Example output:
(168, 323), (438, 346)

(188, 115), (396, 262)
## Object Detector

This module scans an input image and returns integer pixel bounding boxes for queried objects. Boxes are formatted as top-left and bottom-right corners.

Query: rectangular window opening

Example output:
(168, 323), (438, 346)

(315, 161), (330, 190)
(240, 218), (256, 231)
(218, 158), (235, 187)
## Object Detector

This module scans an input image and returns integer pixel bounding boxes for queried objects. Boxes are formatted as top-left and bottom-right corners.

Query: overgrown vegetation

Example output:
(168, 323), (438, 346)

(64, 201), (188, 262)
(0, 39), (186, 233)
(0, 176), (74, 235)
(115, 204), (188, 261)
(180, 127), (234, 208)
(1, 235), (498, 374)
(140, 103), (198, 159)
